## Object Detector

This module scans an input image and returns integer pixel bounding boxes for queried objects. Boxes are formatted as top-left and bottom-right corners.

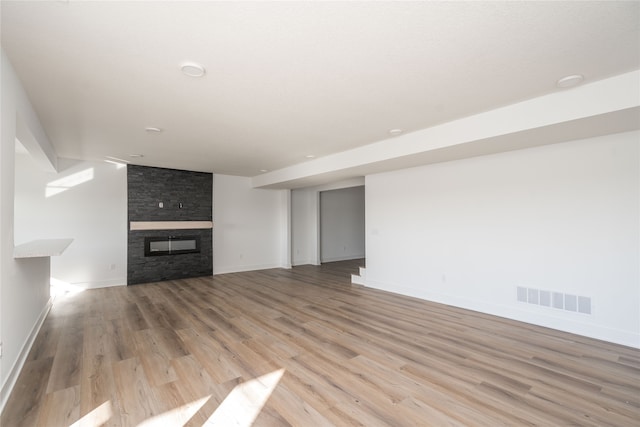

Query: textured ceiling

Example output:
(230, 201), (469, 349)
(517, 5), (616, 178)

(2, 1), (639, 176)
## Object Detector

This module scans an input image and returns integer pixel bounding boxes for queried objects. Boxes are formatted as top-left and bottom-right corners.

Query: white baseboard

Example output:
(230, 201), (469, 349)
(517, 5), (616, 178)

(213, 263), (284, 275)
(321, 254), (366, 263)
(0, 296), (52, 414)
(366, 279), (640, 349)
(72, 279), (126, 289)
(292, 259), (315, 266)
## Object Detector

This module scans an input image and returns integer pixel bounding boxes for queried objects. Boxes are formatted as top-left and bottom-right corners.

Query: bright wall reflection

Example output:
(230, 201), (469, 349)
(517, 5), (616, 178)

(46, 167), (94, 197)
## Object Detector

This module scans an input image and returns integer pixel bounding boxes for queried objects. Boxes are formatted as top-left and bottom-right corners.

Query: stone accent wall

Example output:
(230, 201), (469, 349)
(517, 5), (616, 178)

(128, 165), (212, 221)
(127, 165), (212, 285)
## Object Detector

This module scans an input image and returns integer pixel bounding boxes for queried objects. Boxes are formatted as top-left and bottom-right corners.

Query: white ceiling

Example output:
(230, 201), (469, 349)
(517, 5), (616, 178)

(2, 1), (639, 177)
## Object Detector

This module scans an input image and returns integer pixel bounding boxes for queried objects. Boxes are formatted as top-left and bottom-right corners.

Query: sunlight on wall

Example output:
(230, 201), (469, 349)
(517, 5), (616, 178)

(204, 368), (285, 426)
(69, 401), (112, 427)
(45, 167), (94, 197)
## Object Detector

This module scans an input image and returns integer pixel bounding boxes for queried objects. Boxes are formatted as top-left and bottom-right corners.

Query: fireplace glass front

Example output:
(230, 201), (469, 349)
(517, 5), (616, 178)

(144, 236), (200, 256)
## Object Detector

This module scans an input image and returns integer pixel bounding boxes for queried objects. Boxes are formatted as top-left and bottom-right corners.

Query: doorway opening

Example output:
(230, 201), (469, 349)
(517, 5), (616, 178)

(319, 186), (365, 264)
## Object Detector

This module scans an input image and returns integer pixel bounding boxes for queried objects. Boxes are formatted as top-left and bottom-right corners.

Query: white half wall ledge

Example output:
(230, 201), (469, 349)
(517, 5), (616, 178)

(13, 238), (73, 258)
(129, 221), (213, 231)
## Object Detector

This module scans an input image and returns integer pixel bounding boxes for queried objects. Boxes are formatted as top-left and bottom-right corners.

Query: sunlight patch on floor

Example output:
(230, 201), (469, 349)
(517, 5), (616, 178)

(57, 365), (284, 426)
(137, 395), (211, 427)
(50, 277), (85, 298)
(203, 368), (285, 426)
(69, 401), (112, 427)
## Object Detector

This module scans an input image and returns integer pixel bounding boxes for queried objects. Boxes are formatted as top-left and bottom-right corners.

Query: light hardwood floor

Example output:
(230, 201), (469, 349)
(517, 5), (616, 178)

(2, 260), (639, 426)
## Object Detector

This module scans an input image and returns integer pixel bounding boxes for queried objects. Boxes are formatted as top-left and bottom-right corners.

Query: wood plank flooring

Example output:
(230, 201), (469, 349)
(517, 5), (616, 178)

(2, 259), (639, 426)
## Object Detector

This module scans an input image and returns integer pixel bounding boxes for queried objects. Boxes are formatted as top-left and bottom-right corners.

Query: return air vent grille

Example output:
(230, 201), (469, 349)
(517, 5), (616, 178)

(517, 286), (591, 314)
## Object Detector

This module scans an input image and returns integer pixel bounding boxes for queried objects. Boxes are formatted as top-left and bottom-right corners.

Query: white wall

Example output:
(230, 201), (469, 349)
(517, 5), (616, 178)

(213, 174), (290, 274)
(365, 131), (640, 348)
(291, 188), (318, 265)
(320, 186), (365, 262)
(14, 154), (127, 288)
(291, 177), (364, 266)
(1, 51), (55, 411)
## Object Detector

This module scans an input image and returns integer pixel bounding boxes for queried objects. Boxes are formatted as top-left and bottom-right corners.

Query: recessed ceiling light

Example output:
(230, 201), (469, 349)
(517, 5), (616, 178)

(556, 74), (584, 89)
(389, 128), (404, 136)
(129, 154), (144, 158)
(305, 155), (315, 159)
(180, 62), (206, 78)
(259, 169), (269, 173)
(145, 127), (163, 133)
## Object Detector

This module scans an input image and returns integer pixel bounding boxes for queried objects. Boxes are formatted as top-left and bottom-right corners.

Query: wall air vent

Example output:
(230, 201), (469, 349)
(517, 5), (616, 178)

(517, 286), (591, 315)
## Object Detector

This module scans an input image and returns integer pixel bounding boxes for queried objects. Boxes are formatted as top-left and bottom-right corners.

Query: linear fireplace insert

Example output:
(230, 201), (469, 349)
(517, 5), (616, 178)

(144, 235), (200, 256)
